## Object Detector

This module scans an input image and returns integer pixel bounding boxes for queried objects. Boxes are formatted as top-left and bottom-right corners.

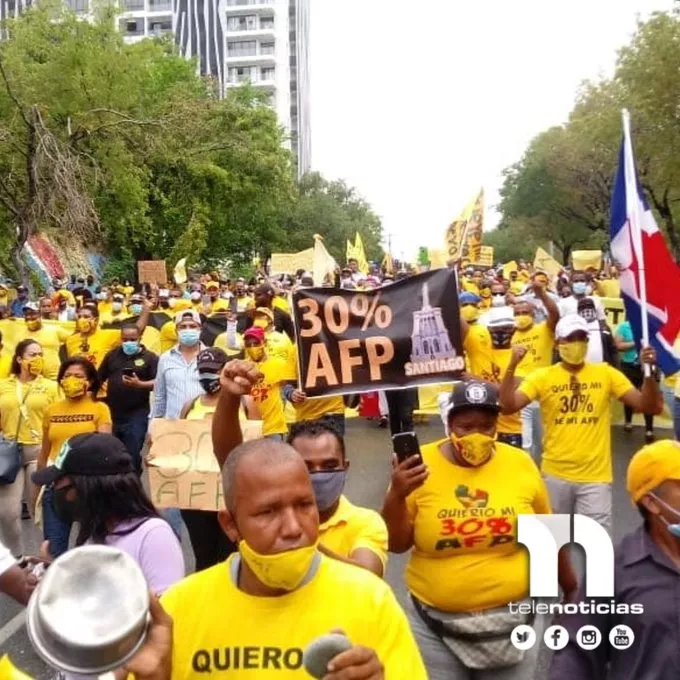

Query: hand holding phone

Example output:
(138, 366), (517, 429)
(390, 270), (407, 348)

(392, 431), (423, 465)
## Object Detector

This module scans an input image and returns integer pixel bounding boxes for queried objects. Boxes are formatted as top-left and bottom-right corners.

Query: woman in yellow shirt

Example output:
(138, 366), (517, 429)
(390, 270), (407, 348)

(0, 340), (58, 559)
(382, 379), (577, 679)
(35, 357), (112, 558)
(178, 348), (258, 572)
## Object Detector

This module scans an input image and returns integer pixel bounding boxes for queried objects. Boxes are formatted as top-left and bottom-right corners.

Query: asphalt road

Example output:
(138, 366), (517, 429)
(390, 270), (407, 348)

(0, 416), (656, 679)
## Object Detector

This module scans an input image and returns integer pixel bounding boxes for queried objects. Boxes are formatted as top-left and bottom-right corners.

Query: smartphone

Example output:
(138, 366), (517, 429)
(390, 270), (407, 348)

(122, 368), (136, 378)
(392, 432), (423, 465)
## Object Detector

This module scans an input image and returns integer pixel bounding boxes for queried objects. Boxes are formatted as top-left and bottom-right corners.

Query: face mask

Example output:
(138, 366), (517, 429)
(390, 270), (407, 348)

(61, 375), (88, 399)
(253, 317), (269, 329)
(450, 432), (496, 467)
(112, 302), (123, 313)
(53, 486), (80, 525)
(558, 340), (588, 365)
(310, 469), (347, 512)
(129, 304), (143, 316)
(491, 294), (505, 308)
(479, 289), (491, 299)
(650, 493), (680, 538)
(76, 318), (94, 334)
(490, 329), (514, 349)
(245, 346), (265, 362)
(199, 372), (221, 394)
(26, 319), (40, 332)
(579, 307), (597, 323)
(24, 356), (43, 377)
(122, 341), (139, 356)
(178, 328), (200, 346)
(239, 540), (318, 591)
(572, 281), (587, 295)
(190, 292), (201, 302)
(461, 305), (480, 322)
(168, 298), (177, 309)
(515, 314), (533, 331)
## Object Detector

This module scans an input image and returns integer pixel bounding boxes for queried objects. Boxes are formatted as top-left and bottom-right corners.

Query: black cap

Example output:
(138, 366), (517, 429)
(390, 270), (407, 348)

(32, 433), (134, 486)
(197, 347), (228, 374)
(444, 380), (500, 420)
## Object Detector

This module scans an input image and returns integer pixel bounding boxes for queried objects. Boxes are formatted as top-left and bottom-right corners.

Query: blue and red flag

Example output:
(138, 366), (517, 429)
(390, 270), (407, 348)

(610, 110), (680, 375)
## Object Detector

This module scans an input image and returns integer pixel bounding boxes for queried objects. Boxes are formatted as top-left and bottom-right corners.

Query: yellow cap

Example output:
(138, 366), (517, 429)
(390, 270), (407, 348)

(255, 306), (274, 321)
(173, 299), (192, 312)
(627, 440), (680, 502)
(211, 299), (230, 313)
(206, 281), (219, 290)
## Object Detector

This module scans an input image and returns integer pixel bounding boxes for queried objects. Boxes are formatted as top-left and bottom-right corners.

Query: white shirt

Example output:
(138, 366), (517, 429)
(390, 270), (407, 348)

(0, 539), (15, 577)
(586, 319), (604, 364)
(558, 295), (606, 321)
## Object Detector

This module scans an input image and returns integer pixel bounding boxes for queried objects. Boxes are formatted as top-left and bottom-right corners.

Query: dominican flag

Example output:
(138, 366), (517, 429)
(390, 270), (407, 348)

(610, 110), (680, 375)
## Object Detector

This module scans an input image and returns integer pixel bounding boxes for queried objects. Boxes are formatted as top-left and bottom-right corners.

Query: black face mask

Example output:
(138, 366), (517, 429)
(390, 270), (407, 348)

(199, 378), (221, 395)
(53, 485), (80, 524)
(490, 329), (514, 349)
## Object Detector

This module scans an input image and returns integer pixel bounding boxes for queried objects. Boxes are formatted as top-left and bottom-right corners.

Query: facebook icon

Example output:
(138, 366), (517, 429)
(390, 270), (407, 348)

(544, 625), (569, 651)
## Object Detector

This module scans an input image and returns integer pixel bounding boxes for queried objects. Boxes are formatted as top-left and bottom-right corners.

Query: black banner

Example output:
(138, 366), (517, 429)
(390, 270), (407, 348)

(293, 269), (464, 397)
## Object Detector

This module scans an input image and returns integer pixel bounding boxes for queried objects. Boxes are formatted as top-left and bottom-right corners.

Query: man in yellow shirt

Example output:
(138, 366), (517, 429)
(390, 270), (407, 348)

(512, 282), (559, 460)
(21, 302), (71, 379)
(125, 432), (426, 680)
(242, 327), (294, 439)
(99, 292), (129, 325)
(287, 419), (388, 577)
(500, 314), (663, 534)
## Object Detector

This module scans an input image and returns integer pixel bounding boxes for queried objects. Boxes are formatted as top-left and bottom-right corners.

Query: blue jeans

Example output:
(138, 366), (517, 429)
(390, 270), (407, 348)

(675, 398), (680, 441)
(113, 412), (149, 475)
(42, 487), (71, 558)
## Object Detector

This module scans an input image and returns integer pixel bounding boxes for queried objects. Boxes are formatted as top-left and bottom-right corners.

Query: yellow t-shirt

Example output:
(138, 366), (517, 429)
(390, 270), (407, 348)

(0, 354), (11, 379)
(0, 376), (59, 445)
(24, 325), (72, 380)
(461, 280), (479, 295)
(464, 327), (521, 434)
(161, 553), (427, 679)
(519, 363), (634, 483)
(43, 396), (112, 462)
(512, 322), (554, 378)
(235, 295), (255, 314)
(98, 300), (113, 317)
(319, 495), (388, 568)
(99, 310), (130, 325)
(405, 440), (550, 612)
(293, 396), (346, 423)
(65, 328), (121, 369)
(251, 356), (296, 436)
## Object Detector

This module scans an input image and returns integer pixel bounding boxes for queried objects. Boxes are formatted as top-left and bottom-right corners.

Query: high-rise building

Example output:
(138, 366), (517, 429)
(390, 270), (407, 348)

(119, 0), (311, 177)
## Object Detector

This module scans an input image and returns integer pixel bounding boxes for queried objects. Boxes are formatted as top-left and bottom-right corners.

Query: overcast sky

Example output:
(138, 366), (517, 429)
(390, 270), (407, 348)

(308, 0), (674, 261)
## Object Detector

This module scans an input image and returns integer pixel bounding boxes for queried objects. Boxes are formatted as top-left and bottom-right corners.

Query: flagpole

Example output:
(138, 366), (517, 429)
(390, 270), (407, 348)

(622, 109), (651, 377)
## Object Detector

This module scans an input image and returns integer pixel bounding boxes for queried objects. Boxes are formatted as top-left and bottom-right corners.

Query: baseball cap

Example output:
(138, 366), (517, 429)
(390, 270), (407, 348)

(197, 347), (228, 375)
(486, 307), (516, 328)
(243, 326), (265, 343)
(32, 433), (134, 486)
(254, 307), (274, 321)
(23, 301), (39, 312)
(442, 380), (501, 420)
(555, 314), (589, 340)
(627, 440), (680, 502)
(174, 309), (201, 326)
(206, 281), (219, 290)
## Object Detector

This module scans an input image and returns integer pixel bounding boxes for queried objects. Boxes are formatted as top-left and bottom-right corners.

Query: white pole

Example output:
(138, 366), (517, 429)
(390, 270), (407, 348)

(622, 109), (651, 376)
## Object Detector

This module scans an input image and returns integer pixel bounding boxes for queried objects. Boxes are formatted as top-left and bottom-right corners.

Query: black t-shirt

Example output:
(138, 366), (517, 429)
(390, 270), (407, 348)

(98, 346), (159, 418)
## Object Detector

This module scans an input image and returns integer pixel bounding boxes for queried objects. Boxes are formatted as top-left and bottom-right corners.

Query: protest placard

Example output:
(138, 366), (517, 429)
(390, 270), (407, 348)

(292, 269), (464, 397)
(270, 249), (314, 275)
(572, 250), (602, 272)
(138, 260), (168, 284)
(147, 418), (263, 511)
(473, 246), (494, 267)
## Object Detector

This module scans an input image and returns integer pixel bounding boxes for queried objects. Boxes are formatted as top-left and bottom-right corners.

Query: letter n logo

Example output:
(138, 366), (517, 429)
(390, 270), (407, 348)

(517, 514), (614, 598)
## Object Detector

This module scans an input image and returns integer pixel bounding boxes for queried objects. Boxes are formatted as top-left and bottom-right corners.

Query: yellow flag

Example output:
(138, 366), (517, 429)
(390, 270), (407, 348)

(173, 257), (188, 285)
(533, 247), (562, 280)
(502, 260), (518, 280)
(428, 248), (448, 270)
(346, 240), (355, 263)
(445, 188), (484, 263)
(313, 235), (337, 286)
(381, 251), (394, 275)
(354, 232), (369, 274)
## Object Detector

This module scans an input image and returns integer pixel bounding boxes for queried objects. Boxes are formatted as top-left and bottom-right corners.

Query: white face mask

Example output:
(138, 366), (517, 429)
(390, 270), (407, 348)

(491, 294), (505, 308)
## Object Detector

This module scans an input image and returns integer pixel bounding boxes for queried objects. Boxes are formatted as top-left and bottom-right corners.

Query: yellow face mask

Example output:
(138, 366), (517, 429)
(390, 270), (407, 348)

(238, 540), (318, 591)
(60, 375), (88, 399)
(515, 314), (533, 331)
(23, 357), (43, 377)
(450, 432), (496, 467)
(461, 305), (480, 322)
(245, 346), (265, 362)
(26, 319), (41, 332)
(558, 340), (588, 366)
(76, 318), (94, 334)
(253, 318), (269, 329)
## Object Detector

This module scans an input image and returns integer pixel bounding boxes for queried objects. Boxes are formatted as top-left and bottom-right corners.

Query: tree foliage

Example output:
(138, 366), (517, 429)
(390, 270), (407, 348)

(0, 3), (382, 282)
(496, 10), (680, 262)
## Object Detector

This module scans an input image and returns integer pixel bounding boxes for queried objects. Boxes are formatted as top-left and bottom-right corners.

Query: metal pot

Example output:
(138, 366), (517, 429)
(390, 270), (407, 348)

(26, 545), (149, 675)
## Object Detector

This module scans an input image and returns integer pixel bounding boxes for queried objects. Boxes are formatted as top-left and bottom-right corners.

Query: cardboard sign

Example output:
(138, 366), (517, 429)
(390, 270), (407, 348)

(293, 269), (464, 397)
(270, 249), (314, 275)
(601, 296), (625, 328)
(147, 418), (263, 511)
(138, 260), (167, 285)
(533, 247), (562, 280)
(572, 250), (602, 272)
(473, 246), (494, 267)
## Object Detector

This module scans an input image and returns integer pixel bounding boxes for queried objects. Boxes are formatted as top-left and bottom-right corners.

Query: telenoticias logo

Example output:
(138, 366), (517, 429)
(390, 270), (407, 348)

(517, 514), (614, 598)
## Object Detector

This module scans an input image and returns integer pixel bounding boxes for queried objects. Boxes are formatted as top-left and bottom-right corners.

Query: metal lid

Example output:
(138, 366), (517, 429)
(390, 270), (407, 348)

(27, 545), (149, 675)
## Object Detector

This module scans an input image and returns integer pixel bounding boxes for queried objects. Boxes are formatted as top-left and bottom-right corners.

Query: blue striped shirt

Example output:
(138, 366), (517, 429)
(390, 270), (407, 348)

(152, 345), (204, 419)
